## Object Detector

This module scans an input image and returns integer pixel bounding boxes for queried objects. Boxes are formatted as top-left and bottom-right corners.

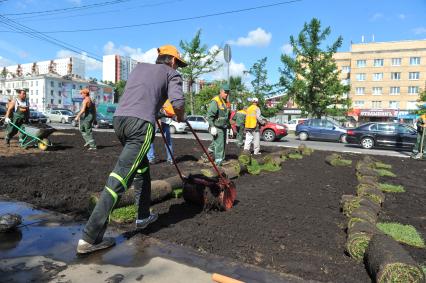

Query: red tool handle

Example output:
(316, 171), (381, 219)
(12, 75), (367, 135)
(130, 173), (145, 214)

(156, 120), (186, 182)
(185, 120), (223, 178)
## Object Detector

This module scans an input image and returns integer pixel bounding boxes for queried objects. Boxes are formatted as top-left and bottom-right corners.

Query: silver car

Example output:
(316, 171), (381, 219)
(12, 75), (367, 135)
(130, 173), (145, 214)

(45, 109), (76, 124)
(186, 115), (210, 131)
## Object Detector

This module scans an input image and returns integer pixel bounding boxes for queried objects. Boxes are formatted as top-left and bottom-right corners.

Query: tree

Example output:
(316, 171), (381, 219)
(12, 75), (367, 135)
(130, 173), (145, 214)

(180, 29), (222, 115)
(1, 67), (7, 78)
(229, 76), (250, 107)
(279, 18), (351, 118)
(247, 57), (279, 117)
(415, 89), (426, 115)
(192, 83), (221, 116)
(113, 80), (126, 103)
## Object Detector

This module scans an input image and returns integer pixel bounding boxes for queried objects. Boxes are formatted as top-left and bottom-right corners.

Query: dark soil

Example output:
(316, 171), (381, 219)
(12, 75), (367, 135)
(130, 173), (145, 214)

(1, 130), (425, 282)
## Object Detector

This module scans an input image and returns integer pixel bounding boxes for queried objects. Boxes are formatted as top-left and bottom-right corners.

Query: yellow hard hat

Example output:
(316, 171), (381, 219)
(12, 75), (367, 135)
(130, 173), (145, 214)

(157, 45), (187, 67)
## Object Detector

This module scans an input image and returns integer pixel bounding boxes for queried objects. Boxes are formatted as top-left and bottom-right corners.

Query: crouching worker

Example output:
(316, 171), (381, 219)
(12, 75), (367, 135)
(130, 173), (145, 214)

(4, 90), (29, 147)
(77, 45), (187, 254)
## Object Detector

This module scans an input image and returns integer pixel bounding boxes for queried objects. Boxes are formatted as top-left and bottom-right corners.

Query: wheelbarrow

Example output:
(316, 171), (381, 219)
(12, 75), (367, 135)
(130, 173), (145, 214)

(6, 121), (55, 151)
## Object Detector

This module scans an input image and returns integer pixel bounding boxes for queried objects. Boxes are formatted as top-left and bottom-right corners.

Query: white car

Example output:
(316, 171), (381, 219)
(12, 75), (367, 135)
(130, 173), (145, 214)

(163, 118), (187, 134)
(186, 115), (209, 131)
(284, 118), (308, 131)
(44, 109), (76, 124)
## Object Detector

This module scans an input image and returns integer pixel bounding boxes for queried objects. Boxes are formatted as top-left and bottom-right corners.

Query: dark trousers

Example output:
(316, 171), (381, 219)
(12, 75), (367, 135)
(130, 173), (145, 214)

(82, 116), (154, 244)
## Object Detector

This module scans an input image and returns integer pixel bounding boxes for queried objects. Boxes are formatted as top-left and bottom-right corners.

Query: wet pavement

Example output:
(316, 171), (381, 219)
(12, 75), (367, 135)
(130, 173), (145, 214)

(0, 200), (314, 283)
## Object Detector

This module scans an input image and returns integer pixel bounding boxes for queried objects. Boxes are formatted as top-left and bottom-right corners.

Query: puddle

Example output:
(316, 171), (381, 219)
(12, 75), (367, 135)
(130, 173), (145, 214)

(0, 200), (303, 282)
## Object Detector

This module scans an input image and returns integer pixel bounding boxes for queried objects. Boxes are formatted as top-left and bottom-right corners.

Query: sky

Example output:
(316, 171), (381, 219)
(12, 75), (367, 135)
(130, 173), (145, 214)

(0, 0), (425, 85)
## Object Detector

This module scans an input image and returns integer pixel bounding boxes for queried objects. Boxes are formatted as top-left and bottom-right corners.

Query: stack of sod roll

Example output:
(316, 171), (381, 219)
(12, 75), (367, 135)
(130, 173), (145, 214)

(340, 156), (424, 282)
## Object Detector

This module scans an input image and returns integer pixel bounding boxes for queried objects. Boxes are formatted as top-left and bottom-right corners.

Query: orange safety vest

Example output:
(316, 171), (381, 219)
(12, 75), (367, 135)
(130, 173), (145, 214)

(245, 104), (259, 129)
(162, 99), (175, 117)
(212, 96), (227, 110)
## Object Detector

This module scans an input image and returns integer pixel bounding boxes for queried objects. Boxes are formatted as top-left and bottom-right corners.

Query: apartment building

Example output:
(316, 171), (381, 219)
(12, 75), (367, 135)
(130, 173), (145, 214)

(0, 74), (113, 112)
(102, 54), (138, 83)
(334, 39), (426, 123)
(3, 57), (85, 79)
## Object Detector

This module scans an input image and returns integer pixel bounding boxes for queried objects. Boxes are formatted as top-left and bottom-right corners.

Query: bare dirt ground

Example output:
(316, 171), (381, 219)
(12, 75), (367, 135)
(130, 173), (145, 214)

(1, 129), (424, 282)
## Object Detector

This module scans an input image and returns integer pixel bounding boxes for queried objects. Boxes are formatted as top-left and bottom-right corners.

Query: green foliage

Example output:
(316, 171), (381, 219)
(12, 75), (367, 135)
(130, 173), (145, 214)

(375, 168), (396, 177)
(192, 83), (220, 115)
(180, 29), (222, 115)
(173, 188), (183, 198)
(379, 183), (405, 193)
(421, 265), (426, 277)
(288, 153), (303, 160)
(111, 205), (136, 223)
(279, 18), (351, 118)
(114, 80), (127, 103)
(377, 222), (425, 248)
(247, 57), (281, 118)
(413, 89), (426, 116)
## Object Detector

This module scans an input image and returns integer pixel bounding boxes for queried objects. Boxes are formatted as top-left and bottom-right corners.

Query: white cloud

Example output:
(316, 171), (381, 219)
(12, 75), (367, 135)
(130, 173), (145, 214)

(228, 28), (272, 47)
(281, 43), (293, 55)
(370, 12), (384, 21)
(68, 0), (82, 5)
(413, 27), (426, 34)
(0, 56), (15, 67)
(56, 49), (102, 71)
(206, 45), (247, 82)
(103, 41), (157, 63)
(398, 14), (406, 20)
(0, 40), (29, 59)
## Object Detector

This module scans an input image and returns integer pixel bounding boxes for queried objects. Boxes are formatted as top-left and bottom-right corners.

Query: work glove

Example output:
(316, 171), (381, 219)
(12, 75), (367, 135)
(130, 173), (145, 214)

(209, 126), (218, 136)
(228, 128), (234, 137)
(4, 117), (11, 124)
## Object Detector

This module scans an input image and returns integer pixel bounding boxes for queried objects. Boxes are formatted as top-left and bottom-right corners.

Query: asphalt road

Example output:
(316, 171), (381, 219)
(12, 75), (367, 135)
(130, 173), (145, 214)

(51, 122), (412, 158)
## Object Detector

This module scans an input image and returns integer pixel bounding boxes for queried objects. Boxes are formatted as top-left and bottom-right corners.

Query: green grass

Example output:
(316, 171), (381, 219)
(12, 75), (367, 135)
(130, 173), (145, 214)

(375, 168), (397, 177)
(333, 159), (352, 167)
(111, 205), (136, 223)
(173, 188), (183, 198)
(377, 222), (425, 248)
(375, 162), (392, 170)
(288, 153), (303, 160)
(421, 265), (426, 277)
(379, 183), (405, 193)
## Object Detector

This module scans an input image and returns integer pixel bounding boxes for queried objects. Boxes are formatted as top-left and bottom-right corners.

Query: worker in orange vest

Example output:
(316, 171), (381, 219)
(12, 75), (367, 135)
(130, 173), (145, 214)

(147, 99), (175, 165)
(243, 97), (266, 155)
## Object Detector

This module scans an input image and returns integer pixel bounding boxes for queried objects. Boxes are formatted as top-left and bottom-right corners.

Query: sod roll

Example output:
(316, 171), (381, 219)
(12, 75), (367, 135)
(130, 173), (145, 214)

(357, 187), (385, 205)
(346, 221), (381, 261)
(357, 166), (380, 179)
(357, 182), (381, 195)
(342, 196), (381, 217)
(200, 160), (242, 179)
(365, 234), (425, 283)
(358, 175), (380, 184)
(350, 205), (379, 224)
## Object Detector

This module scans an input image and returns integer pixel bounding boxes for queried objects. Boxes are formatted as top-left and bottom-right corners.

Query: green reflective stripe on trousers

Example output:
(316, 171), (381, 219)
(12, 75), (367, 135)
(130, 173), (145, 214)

(105, 186), (118, 223)
(124, 124), (153, 184)
(137, 166), (148, 174)
(109, 172), (128, 191)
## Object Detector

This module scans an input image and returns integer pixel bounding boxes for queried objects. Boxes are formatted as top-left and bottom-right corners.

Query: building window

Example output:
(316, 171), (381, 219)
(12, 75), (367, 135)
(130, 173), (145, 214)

(391, 72), (401, 80)
(407, 101), (418, 109)
(51, 99), (54, 104)
(58, 99), (62, 104)
(73, 84), (76, 89)
(51, 90), (54, 96)
(408, 86), (419, 94)
(58, 91), (62, 97)
(31, 81), (33, 87)
(36, 81), (38, 86)
(389, 101), (399, 109)
(390, 87), (400, 95)
(50, 81), (54, 87)
(356, 73), (366, 81)
(342, 66), (350, 73)
(58, 82), (61, 88)
(355, 87), (365, 95)
(373, 73), (383, 81)
(410, 57), (420, 65)
(391, 58), (401, 66)
(36, 90), (38, 95)
(409, 72), (420, 80)
(372, 87), (383, 95)
(356, 60), (366, 68)
(374, 59), (384, 67)
(30, 90), (33, 96)
(354, 100), (364, 107)
(372, 101), (382, 108)
(36, 99), (38, 104)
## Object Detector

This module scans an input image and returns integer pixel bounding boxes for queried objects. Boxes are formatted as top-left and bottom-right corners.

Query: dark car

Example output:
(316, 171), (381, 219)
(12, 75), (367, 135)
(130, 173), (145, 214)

(0, 104), (6, 127)
(346, 122), (417, 150)
(71, 112), (112, 129)
(28, 111), (48, 124)
(295, 118), (347, 143)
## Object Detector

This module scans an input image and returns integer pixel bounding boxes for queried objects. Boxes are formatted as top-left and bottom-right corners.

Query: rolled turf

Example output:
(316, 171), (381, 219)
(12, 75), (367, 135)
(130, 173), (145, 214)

(357, 187), (385, 205)
(346, 221), (381, 261)
(325, 154), (352, 167)
(350, 205), (379, 224)
(365, 234), (425, 283)
(342, 196), (381, 217)
(375, 168), (397, 178)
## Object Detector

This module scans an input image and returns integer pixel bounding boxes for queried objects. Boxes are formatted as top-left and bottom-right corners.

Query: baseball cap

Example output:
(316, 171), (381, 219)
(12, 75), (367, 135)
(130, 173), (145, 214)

(220, 83), (230, 91)
(157, 45), (188, 67)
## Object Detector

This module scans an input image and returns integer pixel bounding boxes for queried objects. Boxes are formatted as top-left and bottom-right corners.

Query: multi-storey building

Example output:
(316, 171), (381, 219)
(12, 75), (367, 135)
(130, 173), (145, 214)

(0, 74), (113, 112)
(102, 54), (138, 83)
(3, 57), (85, 79)
(334, 39), (426, 123)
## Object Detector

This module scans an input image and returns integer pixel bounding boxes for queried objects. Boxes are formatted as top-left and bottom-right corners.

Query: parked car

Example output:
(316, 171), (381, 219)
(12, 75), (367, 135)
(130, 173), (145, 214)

(230, 111), (288, 142)
(71, 112), (113, 129)
(0, 104), (6, 127)
(284, 118), (308, 131)
(28, 111), (48, 124)
(346, 122), (417, 149)
(164, 118), (186, 134)
(186, 115), (209, 131)
(295, 118), (347, 143)
(96, 103), (117, 119)
(44, 109), (76, 124)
